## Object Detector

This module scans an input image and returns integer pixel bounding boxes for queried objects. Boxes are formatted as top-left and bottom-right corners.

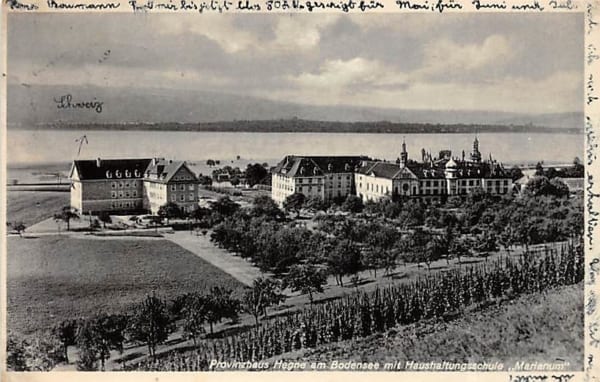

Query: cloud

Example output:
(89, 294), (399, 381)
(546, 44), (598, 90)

(271, 67), (581, 114)
(418, 34), (514, 78)
(9, 61), (232, 90)
(155, 14), (339, 54)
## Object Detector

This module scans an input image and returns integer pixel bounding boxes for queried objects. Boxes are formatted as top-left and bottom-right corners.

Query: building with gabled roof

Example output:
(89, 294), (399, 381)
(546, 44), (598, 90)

(271, 155), (368, 205)
(70, 158), (152, 214)
(143, 158), (199, 214)
(70, 157), (199, 215)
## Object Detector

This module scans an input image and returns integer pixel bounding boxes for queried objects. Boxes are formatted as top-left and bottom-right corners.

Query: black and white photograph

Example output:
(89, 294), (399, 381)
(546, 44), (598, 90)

(2, 9), (591, 375)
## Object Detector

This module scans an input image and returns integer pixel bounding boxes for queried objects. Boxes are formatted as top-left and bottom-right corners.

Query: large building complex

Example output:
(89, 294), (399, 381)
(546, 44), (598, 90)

(271, 155), (368, 206)
(356, 138), (513, 203)
(272, 138), (513, 205)
(70, 158), (199, 215)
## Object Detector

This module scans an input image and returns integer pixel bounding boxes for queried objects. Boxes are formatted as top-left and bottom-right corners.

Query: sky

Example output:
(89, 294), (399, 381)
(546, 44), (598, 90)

(8, 12), (584, 114)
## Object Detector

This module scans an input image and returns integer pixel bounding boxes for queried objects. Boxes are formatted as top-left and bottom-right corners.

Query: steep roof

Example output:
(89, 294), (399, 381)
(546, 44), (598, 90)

(357, 162), (403, 178)
(71, 158), (152, 181)
(273, 155), (368, 177)
(145, 159), (199, 183)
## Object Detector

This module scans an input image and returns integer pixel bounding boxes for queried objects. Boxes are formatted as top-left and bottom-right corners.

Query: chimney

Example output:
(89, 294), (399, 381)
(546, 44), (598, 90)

(152, 158), (158, 166)
(96, 158), (102, 167)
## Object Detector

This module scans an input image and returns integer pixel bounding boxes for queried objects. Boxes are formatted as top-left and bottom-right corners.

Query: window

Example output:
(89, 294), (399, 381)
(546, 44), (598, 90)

(171, 194), (177, 202)
(118, 191), (124, 198)
(111, 191), (117, 199)
(125, 182), (130, 188)
(119, 182), (124, 189)
(133, 190), (137, 197)
(125, 191), (130, 198)
(189, 193), (194, 201)
(189, 184), (195, 191)
(132, 180), (137, 187)
(180, 194), (185, 202)
(309, 178), (312, 184)
(171, 185), (176, 191)
(111, 182), (116, 189)
(469, 180), (474, 186)
(180, 184), (185, 191)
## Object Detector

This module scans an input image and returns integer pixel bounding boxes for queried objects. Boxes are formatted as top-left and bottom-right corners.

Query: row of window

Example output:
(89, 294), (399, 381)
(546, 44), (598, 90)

(170, 184), (195, 191)
(111, 200), (141, 209)
(111, 181), (138, 189)
(106, 169), (142, 179)
(171, 193), (196, 202)
(111, 190), (138, 198)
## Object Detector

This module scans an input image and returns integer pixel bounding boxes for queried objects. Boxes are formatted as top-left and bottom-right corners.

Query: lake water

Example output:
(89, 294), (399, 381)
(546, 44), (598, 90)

(7, 129), (584, 183)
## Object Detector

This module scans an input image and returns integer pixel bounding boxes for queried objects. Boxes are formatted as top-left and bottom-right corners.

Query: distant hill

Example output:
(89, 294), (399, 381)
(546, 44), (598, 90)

(8, 84), (583, 131)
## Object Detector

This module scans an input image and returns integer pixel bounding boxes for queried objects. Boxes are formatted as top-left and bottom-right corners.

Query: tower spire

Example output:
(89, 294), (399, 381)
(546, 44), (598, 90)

(470, 135), (481, 163)
(400, 137), (408, 166)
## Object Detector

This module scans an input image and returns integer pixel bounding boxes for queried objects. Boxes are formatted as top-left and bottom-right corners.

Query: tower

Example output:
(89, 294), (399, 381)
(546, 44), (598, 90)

(400, 137), (408, 167)
(445, 158), (459, 195)
(470, 136), (482, 163)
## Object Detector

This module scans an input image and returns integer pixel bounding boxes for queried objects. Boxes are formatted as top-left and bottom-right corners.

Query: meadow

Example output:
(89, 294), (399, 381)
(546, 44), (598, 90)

(6, 190), (70, 227)
(7, 236), (247, 336)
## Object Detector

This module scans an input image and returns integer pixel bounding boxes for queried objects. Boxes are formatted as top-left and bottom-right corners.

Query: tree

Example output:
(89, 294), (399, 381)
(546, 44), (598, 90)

(305, 196), (329, 212)
(76, 314), (128, 371)
(525, 176), (569, 198)
(181, 293), (207, 346)
(158, 202), (183, 224)
(230, 176), (241, 187)
(206, 159), (216, 167)
(210, 196), (240, 217)
(283, 264), (328, 304)
(127, 294), (175, 360)
(52, 319), (78, 363)
(509, 166), (524, 182)
(535, 162), (544, 176)
(204, 286), (239, 335)
(408, 228), (429, 267)
(54, 206), (79, 231)
(251, 195), (284, 220)
(8, 221), (26, 237)
(245, 163), (268, 187)
(450, 237), (471, 265)
(98, 212), (112, 228)
(283, 193), (306, 218)
(424, 237), (446, 271)
(242, 277), (285, 328)
(341, 195), (364, 213)
(327, 239), (362, 287)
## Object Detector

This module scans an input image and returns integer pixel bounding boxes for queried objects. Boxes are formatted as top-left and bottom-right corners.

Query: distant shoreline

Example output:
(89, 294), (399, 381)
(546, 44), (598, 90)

(7, 120), (582, 135)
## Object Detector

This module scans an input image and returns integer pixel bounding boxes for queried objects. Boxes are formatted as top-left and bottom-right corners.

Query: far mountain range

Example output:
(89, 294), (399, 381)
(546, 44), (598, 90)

(8, 84), (583, 132)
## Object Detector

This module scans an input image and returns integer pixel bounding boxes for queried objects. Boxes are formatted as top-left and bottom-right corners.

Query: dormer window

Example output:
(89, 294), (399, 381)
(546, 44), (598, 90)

(134, 169), (141, 177)
(344, 163), (350, 171)
(125, 170), (131, 178)
(106, 170), (113, 179)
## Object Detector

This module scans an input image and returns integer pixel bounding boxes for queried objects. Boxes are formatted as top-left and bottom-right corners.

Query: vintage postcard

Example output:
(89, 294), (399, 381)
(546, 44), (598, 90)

(1, 2), (599, 382)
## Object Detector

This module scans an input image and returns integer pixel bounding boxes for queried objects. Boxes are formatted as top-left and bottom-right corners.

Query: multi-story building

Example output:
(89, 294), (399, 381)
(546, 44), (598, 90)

(355, 137), (513, 203)
(70, 158), (152, 214)
(70, 157), (199, 215)
(271, 156), (368, 206)
(143, 159), (200, 214)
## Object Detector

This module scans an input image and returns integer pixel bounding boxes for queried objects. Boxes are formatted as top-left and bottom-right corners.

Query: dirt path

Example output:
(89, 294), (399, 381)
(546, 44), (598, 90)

(164, 231), (265, 286)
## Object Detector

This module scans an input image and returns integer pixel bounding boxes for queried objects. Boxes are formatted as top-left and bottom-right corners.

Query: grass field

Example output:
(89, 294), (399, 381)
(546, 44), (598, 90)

(7, 190), (70, 227)
(279, 284), (584, 370)
(7, 236), (247, 336)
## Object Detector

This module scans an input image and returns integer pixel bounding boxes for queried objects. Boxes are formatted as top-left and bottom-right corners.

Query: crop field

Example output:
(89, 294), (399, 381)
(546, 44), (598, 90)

(291, 283), (584, 370)
(7, 236), (247, 336)
(7, 190), (70, 227)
